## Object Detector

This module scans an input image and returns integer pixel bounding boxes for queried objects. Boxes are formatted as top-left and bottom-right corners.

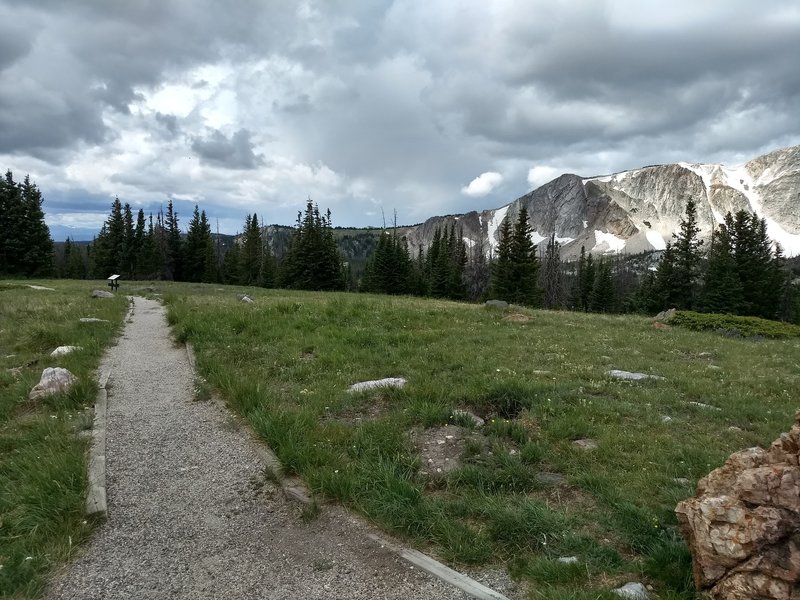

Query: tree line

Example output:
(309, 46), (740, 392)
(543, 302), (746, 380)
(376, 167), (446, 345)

(3, 168), (798, 324)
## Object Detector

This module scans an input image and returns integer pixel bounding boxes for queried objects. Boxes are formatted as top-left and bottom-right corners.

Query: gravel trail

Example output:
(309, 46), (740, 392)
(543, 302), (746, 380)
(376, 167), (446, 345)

(46, 297), (467, 599)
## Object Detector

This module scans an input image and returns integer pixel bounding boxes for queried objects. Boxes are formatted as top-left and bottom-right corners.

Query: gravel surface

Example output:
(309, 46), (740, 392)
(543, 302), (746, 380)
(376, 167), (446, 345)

(46, 298), (475, 599)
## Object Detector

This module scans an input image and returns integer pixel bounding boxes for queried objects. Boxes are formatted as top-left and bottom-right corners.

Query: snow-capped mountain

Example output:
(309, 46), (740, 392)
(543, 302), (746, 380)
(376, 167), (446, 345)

(400, 145), (800, 258)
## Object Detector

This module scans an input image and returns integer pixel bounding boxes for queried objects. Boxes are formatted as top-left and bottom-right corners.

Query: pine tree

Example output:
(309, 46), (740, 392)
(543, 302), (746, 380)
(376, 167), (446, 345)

(131, 209), (146, 278)
(671, 198), (704, 309)
(651, 242), (679, 310)
(279, 200), (344, 291)
(18, 175), (54, 276)
(490, 218), (514, 300)
(464, 236), (490, 301)
(540, 233), (565, 309)
(589, 258), (615, 312)
(700, 223), (742, 314)
(90, 197), (125, 277)
(509, 206), (541, 306)
(573, 246), (595, 311)
(164, 200), (183, 281)
(182, 205), (217, 283)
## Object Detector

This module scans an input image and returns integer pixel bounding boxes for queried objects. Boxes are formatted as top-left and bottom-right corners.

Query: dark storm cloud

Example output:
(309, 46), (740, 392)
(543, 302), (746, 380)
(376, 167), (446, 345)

(3, 0), (800, 232)
(0, 0), (293, 159)
(191, 129), (263, 170)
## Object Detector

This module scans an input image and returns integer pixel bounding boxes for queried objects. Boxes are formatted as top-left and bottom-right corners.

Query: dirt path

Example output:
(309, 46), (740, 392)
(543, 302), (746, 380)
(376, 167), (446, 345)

(46, 297), (466, 599)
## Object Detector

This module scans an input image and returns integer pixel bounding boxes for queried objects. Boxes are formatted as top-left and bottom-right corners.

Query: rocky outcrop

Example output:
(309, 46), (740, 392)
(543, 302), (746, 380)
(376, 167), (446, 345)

(675, 412), (800, 599)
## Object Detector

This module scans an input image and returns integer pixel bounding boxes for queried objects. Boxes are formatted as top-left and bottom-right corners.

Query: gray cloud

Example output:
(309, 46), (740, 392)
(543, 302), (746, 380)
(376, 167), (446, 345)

(0, 0), (799, 233)
(191, 129), (263, 169)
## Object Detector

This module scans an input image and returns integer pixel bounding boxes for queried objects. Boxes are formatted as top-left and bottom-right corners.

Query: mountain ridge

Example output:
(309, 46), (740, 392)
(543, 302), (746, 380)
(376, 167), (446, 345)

(399, 144), (800, 258)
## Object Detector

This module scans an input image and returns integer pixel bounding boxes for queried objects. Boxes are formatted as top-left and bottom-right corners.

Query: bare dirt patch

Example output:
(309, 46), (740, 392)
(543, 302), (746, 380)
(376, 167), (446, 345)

(411, 424), (484, 476)
(502, 313), (531, 323)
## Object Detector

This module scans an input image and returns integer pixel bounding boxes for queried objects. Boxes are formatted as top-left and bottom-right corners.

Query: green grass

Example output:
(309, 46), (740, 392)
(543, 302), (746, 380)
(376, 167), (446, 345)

(0, 281), (128, 598)
(154, 283), (800, 598)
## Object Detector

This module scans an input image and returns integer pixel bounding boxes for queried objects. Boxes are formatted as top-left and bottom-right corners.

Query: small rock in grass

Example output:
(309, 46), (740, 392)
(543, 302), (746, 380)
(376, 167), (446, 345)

(29, 367), (76, 401)
(696, 352), (713, 358)
(613, 582), (649, 599)
(708, 365), (721, 370)
(608, 370), (665, 382)
(348, 377), (407, 393)
(91, 289), (114, 298)
(50, 346), (82, 357)
(653, 308), (676, 322)
(239, 294), (254, 303)
(557, 556), (579, 564)
(687, 401), (721, 411)
(727, 426), (743, 432)
(672, 477), (690, 485)
(79, 317), (110, 323)
(28, 285), (55, 291)
(451, 409), (484, 427)
(572, 438), (598, 451)
(536, 472), (567, 485)
(661, 415), (673, 424)
(484, 299), (508, 310)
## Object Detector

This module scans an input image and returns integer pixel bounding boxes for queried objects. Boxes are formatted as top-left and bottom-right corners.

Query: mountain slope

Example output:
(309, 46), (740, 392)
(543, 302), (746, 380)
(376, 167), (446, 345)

(402, 145), (800, 258)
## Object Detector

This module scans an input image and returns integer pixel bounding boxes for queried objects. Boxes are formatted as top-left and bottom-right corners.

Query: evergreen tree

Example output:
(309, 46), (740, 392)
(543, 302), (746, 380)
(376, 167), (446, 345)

(132, 209), (146, 277)
(0, 171), (54, 276)
(90, 197), (125, 277)
(464, 236), (490, 301)
(164, 200), (183, 281)
(589, 258), (615, 312)
(651, 242), (679, 310)
(573, 246), (595, 310)
(540, 234), (565, 309)
(700, 223), (742, 314)
(18, 175), (54, 276)
(508, 206), (541, 306)
(121, 203), (136, 278)
(490, 218), (514, 300)
(361, 229), (412, 295)
(222, 241), (242, 284)
(279, 200), (344, 291)
(184, 205), (218, 283)
(671, 198), (704, 309)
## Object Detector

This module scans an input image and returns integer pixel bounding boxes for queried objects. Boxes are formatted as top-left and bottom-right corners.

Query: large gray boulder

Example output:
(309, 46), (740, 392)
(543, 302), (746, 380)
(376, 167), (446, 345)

(29, 367), (77, 401)
(91, 289), (114, 298)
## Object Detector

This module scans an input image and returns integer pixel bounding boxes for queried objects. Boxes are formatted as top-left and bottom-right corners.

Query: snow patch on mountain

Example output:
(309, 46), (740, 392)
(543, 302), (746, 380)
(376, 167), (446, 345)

(486, 205), (509, 252)
(645, 230), (667, 250)
(593, 230), (626, 254)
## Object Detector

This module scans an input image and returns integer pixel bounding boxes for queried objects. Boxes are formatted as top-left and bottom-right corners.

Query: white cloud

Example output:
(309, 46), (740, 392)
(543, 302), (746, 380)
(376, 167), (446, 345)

(527, 166), (564, 189)
(461, 171), (503, 197)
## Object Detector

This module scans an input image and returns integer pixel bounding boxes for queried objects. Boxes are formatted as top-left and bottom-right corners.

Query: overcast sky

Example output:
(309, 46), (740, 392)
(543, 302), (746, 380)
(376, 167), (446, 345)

(2, 0), (800, 240)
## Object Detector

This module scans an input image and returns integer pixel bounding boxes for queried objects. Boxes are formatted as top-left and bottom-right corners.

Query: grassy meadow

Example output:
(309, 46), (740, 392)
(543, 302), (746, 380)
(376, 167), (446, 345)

(0, 281), (128, 598)
(161, 283), (800, 600)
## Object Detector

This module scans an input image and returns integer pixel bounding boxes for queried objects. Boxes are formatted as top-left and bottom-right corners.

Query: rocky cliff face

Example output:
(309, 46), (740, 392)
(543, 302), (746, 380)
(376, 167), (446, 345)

(401, 145), (800, 258)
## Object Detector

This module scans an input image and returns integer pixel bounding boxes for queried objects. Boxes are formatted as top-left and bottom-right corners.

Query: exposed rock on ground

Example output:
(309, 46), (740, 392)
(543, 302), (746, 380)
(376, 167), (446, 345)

(80, 317), (110, 323)
(411, 425), (480, 477)
(608, 370), (665, 382)
(572, 438), (598, 451)
(484, 300), (509, 310)
(91, 289), (114, 298)
(51, 345), (82, 357)
(676, 411), (800, 599)
(613, 582), (649, 599)
(29, 367), (76, 400)
(348, 377), (406, 393)
(28, 285), (55, 291)
(654, 308), (677, 321)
